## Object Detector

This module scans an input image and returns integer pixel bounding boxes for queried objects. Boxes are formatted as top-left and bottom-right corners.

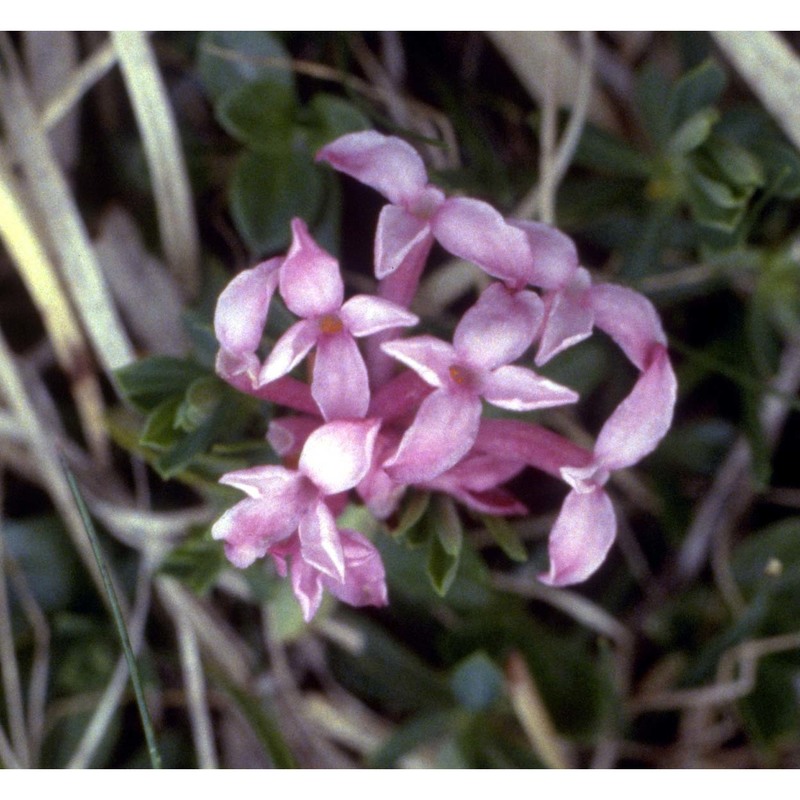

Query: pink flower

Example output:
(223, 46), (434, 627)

(258, 220), (418, 420)
(381, 282), (578, 483)
(212, 419), (381, 582)
(270, 529), (388, 622)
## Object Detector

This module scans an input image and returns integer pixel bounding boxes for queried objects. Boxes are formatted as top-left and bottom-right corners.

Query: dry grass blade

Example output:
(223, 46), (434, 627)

(5, 552), (50, 767)
(712, 32), (800, 153)
(0, 35), (134, 377)
(0, 481), (30, 767)
(174, 610), (218, 768)
(488, 32), (616, 131)
(40, 39), (116, 131)
(505, 651), (570, 769)
(0, 150), (109, 463)
(0, 327), (123, 616)
(113, 32), (201, 300)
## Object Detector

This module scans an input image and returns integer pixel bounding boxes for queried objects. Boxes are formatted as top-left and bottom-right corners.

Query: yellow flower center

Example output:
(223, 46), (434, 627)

(319, 314), (344, 335)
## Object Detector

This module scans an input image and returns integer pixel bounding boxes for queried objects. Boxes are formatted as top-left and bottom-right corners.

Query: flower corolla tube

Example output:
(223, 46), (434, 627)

(212, 130), (677, 620)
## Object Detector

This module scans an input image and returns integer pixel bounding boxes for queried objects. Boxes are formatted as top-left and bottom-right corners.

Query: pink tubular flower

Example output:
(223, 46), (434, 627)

(381, 282), (578, 483)
(270, 529), (388, 622)
(212, 419), (385, 618)
(258, 219), (418, 420)
(540, 288), (677, 587)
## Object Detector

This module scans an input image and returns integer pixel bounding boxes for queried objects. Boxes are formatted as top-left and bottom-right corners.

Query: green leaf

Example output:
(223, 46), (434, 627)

(159, 528), (227, 595)
(302, 93), (371, 151)
(427, 529), (461, 597)
(667, 58), (726, 132)
(115, 356), (209, 414)
(155, 400), (235, 479)
(215, 79), (297, 150)
(739, 657), (800, 752)
(480, 514), (528, 562)
(635, 65), (672, 148)
(390, 490), (431, 540)
(140, 396), (183, 449)
(230, 146), (324, 256)
(425, 497), (463, 597)
(175, 376), (227, 432)
(574, 125), (653, 179)
(450, 651), (504, 712)
(197, 31), (294, 103)
(667, 108), (719, 155)
(369, 711), (460, 768)
(706, 136), (764, 189)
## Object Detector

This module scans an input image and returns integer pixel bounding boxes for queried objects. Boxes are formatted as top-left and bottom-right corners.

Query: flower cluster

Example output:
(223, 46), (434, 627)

(212, 130), (677, 620)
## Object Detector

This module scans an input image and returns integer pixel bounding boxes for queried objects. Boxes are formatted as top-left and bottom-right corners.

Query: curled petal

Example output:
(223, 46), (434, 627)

(219, 464), (303, 500)
(594, 345), (677, 471)
(280, 219), (343, 317)
(375, 205), (433, 279)
(324, 529), (388, 609)
(215, 347), (261, 388)
(214, 257), (282, 356)
(455, 283), (543, 370)
(432, 198), (533, 288)
(535, 269), (595, 366)
(510, 219), (579, 290)
(482, 365), (579, 411)
(590, 283), (667, 371)
(340, 294), (419, 337)
(258, 319), (319, 386)
(381, 335), (456, 388)
(539, 487), (617, 586)
(298, 501), (345, 581)
(289, 555), (326, 622)
(384, 389), (482, 483)
(316, 130), (428, 206)
(212, 497), (301, 569)
(299, 418), (381, 495)
(312, 332), (371, 420)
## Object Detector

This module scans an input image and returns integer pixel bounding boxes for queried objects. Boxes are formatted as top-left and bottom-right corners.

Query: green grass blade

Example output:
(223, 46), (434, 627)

(61, 457), (162, 769)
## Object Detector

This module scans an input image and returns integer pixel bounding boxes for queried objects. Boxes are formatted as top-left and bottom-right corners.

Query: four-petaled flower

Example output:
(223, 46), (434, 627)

(258, 219), (418, 420)
(381, 282), (578, 483)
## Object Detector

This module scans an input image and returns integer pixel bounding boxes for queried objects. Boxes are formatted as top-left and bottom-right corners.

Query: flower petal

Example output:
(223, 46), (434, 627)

(280, 219), (343, 317)
(323, 529), (388, 609)
(289, 553), (326, 622)
(298, 501), (345, 581)
(316, 131), (428, 206)
(258, 319), (319, 386)
(299, 418), (381, 495)
(590, 283), (667, 371)
(375, 204), (433, 279)
(594, 345), (677, 471)
(510, 219), (579, 290)
(539, 487), (617, 586)
(454, 283), (543, 369)
(219, 464), (303, 499)
(482, 365), (579, 411)
(384, 389), (482, 483)
(535, 284), (595, 366)
(267, 416), (320, 457)
(340, 294), (419, 337)
(212, 497), (300, 569)
(432, 198), (533, 287)
(213, 257), (282, 356)
(312, 331), (371, 420)
(474, 419), (593, 478)
(380, 335), (456, 388)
